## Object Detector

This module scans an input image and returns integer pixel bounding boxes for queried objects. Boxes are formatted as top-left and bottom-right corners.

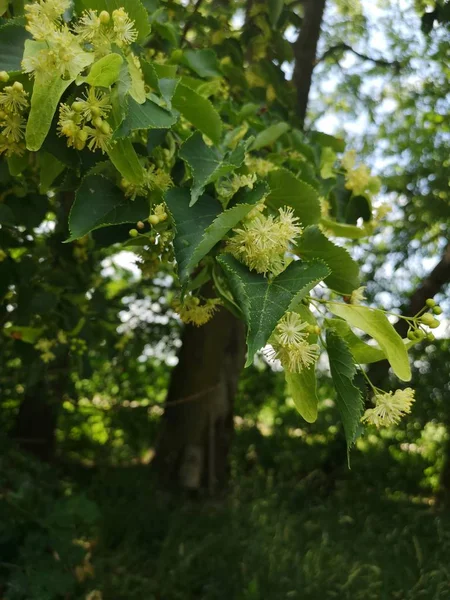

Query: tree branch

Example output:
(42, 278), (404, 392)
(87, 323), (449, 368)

(180, 0), (204, 45)
(292, 0), (327, 128)
(317, 43), (402, 71)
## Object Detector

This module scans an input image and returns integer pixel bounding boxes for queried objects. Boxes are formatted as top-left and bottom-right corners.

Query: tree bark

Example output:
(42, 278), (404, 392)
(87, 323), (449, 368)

(292, 0), (327, 127)
(152, 307), (246, 491)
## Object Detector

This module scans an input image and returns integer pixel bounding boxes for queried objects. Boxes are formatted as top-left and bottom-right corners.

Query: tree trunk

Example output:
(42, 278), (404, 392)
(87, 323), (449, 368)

(153, 307), (246, 491)
(293, 0), (327, 126)
(11, 381), (57, 462)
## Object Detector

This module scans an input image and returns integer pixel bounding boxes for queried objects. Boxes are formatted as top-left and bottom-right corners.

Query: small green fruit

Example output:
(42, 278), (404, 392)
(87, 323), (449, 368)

(425, 298), (436, 308)
(0, 71), (9, 82)
(129, 228), (139, 237)
(433, 306), (442, 315)
(148, 215), (159, 225)
(99, 10), (110, 23)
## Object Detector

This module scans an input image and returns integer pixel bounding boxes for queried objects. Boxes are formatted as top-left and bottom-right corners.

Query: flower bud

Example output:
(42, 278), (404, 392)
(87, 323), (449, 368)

(148, 215), (159, 225)
(129, 228), (138, 237)
(407, 330), (415, 340)
(433, 306), (442, 315)
(12, 81), (23, 92)
(91, 106), (101, 117)
(427, 333), (435, 342)
(0, 71), (9, 82)
(0, 110), (6, 120)
(420, 313), (435, 326)
(99, 10), (110, 23)
(121, 178), (130, 189)
(78, 128), (88, 142)
(93, 117), (103, 129)
(100, 121), (111, 135)
(425, 298), (436, 308)
(72, 101), (84, 113)
(137, 221), (145, 230)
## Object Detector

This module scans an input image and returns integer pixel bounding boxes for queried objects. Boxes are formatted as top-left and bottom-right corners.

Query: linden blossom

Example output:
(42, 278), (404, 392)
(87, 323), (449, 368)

(361, 388), (416, 428)
(226, 206), (302, 276)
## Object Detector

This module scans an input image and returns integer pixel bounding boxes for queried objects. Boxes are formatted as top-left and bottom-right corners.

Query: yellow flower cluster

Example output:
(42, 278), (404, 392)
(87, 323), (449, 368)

(362, 388), (415, 428)
(265, 312), (320, 373)
(245, 156), (275, 177)
(342, 150), (381, 197)
(23, 1), (138, 80)
(35, 337), (56, 363)
(121, 166), (173, 200)
(174, 296), (222, 327)
(0, 80), (29, 157)
(58, 87), (112, 152)
(226, 207), (302, 275)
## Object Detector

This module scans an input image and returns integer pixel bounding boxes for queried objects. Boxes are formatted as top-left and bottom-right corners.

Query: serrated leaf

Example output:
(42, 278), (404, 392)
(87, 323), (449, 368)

(172, 83), (222, 144)
(327, 303), (411, 381)
(80, 0), (151, 41)
(114, 96), (177, 138)
(84, 53), (123, 87)
(310, 130), (345, 152)
(179, 131), (234, 206)
(326, 329), (364, 449)
(0, 22), (30, 72)
(320, 217), (368, 239)
(165, 183), (268, 283)
(107, 138), (145, 184)
(25, 74), (74, 152)
(296, 225), (359, 294)
(68, 175), (148, 240)
(181, 49), (222, 78)
(250, 122), (290, 150)
(217, 255), (330, 366)
(267, 168), (321, 226)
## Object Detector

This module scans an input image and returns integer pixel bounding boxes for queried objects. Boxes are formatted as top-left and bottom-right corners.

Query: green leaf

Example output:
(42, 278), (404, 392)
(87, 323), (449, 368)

(326, 329), (364, 449)
(126, 53), (146, 104)
(68, 175), (148, 240)
(179, 131), (232, 206)
(285, 368), (318, 424)
(165, 183), (268, 283)
(107, 138), (145, 184)
(39, 152), (65, 194)
(0, 22), (30, 72)
(327, 302), (412, 381)
(181, 49), (222, 78)
(267, 168), (321, 226)
(84, 53), (123, 87)
(217, 255), (330, 366)
(310, 130), (345, 152)
(296, 226), (359, 294)
(285, 305), (320, 423)
(172, 83), (222, 144)
(114, 96), (177, 138)
(325, 317), (386, 364)
(250, 122), (290, 150)
(25, 73), (74, 152)
(4, 326), (46, 343)
(7, 153), (28, 176)
(80, 0), (151, 42)
(320, 217), (369, 239)
(158, 77), (179, 110)
(268, 0), (284, 27)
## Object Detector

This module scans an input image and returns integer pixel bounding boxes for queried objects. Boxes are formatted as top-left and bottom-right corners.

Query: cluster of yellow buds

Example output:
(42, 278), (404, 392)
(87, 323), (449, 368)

(173, 296), (222, 327)
(226, 206), (302, 275)
(245, 156), (275, 177)
(35, 338), (56, 363)
(148, 203), (168, 226)
(58, 87), (112, 152)
(121, 166), (173, 200)
(342, 150), (381, 197)
(265, 312), (320, 373)
(217, 173), (257, 203)
(0, 78), (29, 157)
(70, 337), (87, 355)
(406, 297), (442, 343)
(362, 388), (415, 428)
